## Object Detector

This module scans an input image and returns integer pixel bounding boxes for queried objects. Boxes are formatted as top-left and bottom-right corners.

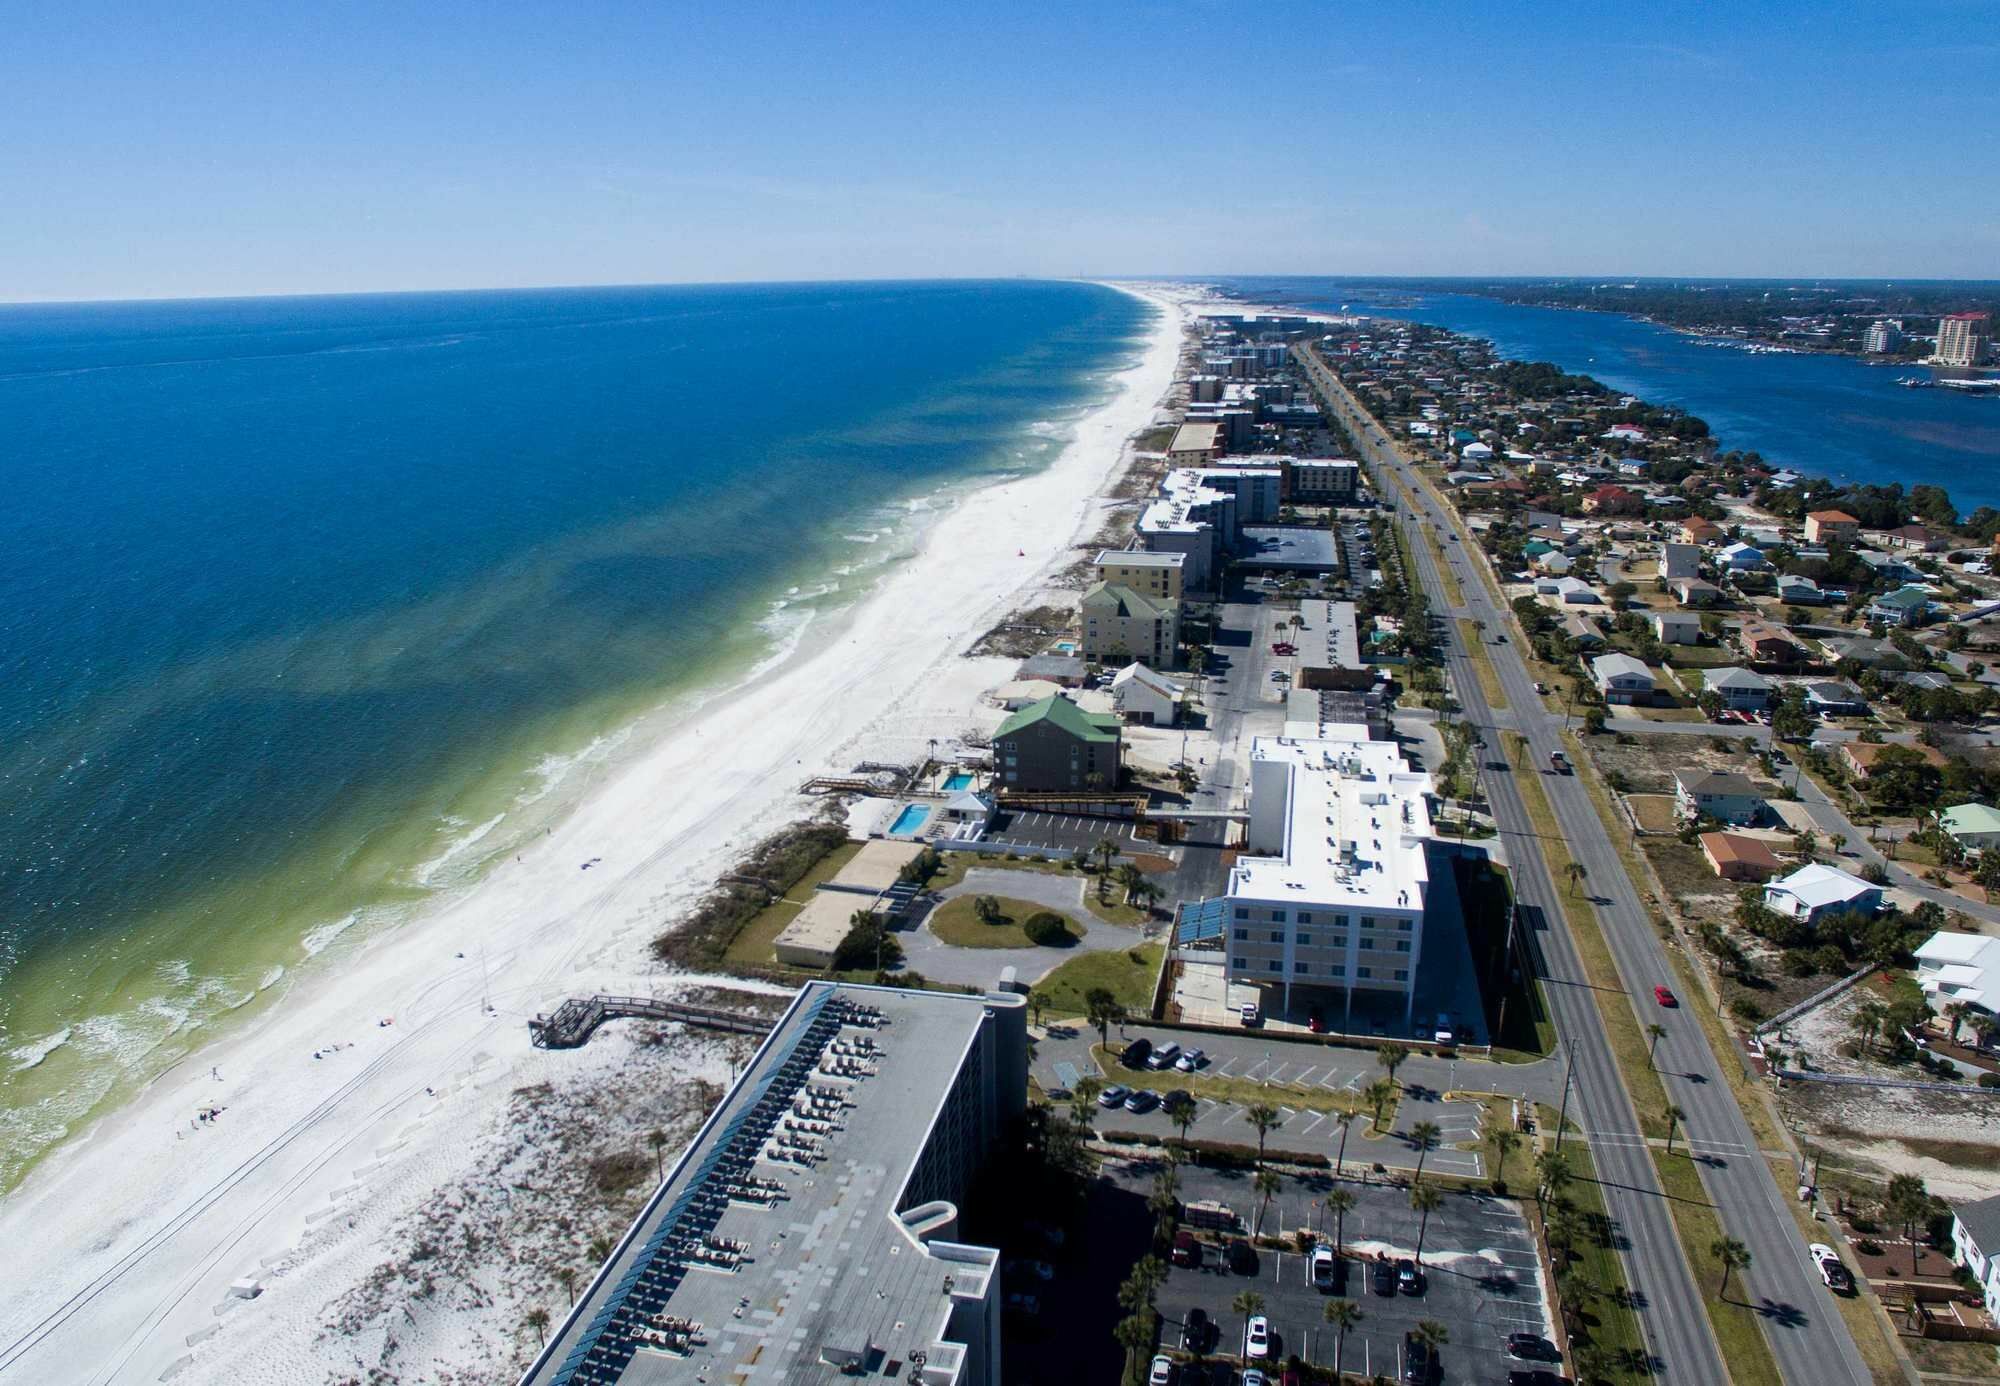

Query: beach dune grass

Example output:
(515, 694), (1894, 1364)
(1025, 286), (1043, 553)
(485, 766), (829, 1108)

(722, 840), (865, 965)
(928, 895), (1084, 949)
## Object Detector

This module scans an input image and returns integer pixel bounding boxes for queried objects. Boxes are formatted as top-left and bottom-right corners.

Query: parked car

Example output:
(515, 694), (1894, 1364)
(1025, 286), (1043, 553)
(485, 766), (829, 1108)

(1124, 1089), (1161, 1113)
(1810, 1243), (1855, 1294)
(1237, 1373), (1262, 1386)
(1244, 1314), (1272, 1359)
(1402, 1332), (1436, 1384)
(1432, 1013), (1455, 1045)
(1149, 1354), (1175, 1386)
(1097, 1084), (1131, 1108)
(1240, 1001), (1261, 1027)
(1175, 1046), (1206, 1072)
(1370, 1258), (1398, 1296)
(1507, 1371), (1565, 1386)
(1181, 1307), (1214, 1353)
(1506, 1333), (1561, 1363)
(1226, 1238), (1258, 1275)
(1171, 1229), (1201, 1268)
(1146, 1041), (1182, 1071)
(1310, 1245), (1338, 1290)
(1396, 1257), (1422, 1294)
(1307, 1008), (1325, 1034)
(1120, 1037), (1153, 1067)
(1654, 985), (1678, 1008)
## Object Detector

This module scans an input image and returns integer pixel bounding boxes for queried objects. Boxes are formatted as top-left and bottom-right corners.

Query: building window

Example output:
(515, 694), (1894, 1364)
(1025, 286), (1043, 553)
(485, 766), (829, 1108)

(1267, 960), (1282, 972)
(1360, 936), (1376, 950)
(1231, 956), (1246, 970)
(1397, 918), (1413, 931)
(1298, 912), (1313, 924)
(1233, 928), (1248, 941)
(1333, 914), (1348, 927)
(1268, 908), (1287, 923)
(1393, 969), (1408, 982)
(1296, 933), (1312, 948)
(1294, 961), (1309, 973)
(1235, 908), (1249, 920)
(1356, 966), (1372, 979)
(1396, 940), (1411, 952)
(1359, 915), (1375, 928)
(1328, 964), (1345, 977)
(1269, 931), (1283, 944)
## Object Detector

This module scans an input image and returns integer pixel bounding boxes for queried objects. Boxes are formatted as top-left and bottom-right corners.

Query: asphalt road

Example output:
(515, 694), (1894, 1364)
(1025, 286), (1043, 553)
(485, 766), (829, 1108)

(1298, 345), (1870, 1386)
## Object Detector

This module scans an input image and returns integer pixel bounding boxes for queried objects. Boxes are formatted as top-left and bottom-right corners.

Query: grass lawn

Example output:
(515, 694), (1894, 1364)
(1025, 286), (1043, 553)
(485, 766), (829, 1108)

(927, 855), (1156, 930)
(1626, 793), (1680, 834)
(1088, 1044), (1383, 1127)
(1455, 856), (1555, 1060)
(1554, 1140), (1654, 1383)
(1037, 942), (1163, 1017)
(1651, 1150), (1785, 1386)
(722, 841), (864, 965)
(1664, 644), (1739, 668)
(928, 895), (1085, 949)
(1457, 618), (1510, 710)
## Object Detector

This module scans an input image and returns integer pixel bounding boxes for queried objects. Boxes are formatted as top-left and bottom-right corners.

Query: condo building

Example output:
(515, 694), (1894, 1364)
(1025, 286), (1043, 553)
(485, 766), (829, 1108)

(523, 982), (1029, 1386)
(1936, 312), (1991, 368)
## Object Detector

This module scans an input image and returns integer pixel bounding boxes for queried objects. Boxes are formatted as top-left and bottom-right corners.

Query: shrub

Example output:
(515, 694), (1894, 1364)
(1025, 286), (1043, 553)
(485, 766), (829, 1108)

(1978, 1073), (2000, 1088)
(1022, 912), (1072, 947)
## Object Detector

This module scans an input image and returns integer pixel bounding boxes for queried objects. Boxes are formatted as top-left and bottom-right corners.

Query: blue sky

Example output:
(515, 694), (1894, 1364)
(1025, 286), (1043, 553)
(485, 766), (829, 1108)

(4, 0), (1995, 299)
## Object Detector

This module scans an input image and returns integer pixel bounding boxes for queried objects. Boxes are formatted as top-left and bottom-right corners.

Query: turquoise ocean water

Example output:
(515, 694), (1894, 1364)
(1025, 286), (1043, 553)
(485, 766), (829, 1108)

(0, 279), (1150, 1189)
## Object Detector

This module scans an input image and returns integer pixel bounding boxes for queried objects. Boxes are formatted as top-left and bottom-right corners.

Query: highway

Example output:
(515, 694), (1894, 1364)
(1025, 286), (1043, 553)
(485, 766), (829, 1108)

(1298, 345), (1871, 1386)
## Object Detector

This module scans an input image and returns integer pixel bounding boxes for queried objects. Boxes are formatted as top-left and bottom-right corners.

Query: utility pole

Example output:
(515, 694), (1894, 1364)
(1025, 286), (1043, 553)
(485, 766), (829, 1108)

(1554, 1050), (1577, 1151)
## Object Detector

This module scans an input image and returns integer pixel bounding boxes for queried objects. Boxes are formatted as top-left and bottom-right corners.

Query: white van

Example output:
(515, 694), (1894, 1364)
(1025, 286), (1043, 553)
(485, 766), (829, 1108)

(1240, 1001), (1261, 1027)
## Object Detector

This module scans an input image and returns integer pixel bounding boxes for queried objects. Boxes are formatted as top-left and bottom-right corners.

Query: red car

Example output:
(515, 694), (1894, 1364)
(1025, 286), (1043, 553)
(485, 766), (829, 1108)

(1654, 985), (1678, 1007)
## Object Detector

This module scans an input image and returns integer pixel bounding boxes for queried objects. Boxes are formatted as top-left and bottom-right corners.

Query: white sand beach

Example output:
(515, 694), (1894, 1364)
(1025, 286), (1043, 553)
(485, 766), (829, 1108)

(0, 283), (1191, 1385)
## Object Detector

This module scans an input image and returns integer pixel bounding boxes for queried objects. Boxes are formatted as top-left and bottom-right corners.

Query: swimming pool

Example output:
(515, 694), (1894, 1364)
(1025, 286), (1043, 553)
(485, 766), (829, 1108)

(890, 805), (931, 835)
(941, 772), (974, 791)
(1054, 640), (1077, 654)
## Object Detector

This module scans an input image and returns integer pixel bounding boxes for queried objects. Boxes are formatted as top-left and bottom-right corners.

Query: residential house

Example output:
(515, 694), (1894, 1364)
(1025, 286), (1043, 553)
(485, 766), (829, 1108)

(1679, 517), (1724, 545)
(1705, 666), (1774, 711)
(1675, 770), (1766, 825)
(1651, 610), (1702, 645)
(1531, 549), (1575, 575)
(1840, 740), (1948, 782)
(1558, 612), (1605, 647)
(1950, 1192), (2000, 1319)
(1535, 575), (1599, 604)
(1763, 862), (1883, 925)
(1016, 653), (1086, 687)
(1804, 509), (1860, 545)
(1079, 582), (1178, 667)
(1858, 551), (1922, 585)
(1590, 652), (1657, 704)
(1820, 636), (1901, 669)
(1582, 485), (1642, 516)
(1700, 832), (1784, 882)
(1671, 577), (1721, 607)
(1718, 541), (1766, 571)
(1109, 662), (1181, 725)
(1939, 804), (2000, 856)
(1802, 680), (1868, 717)
(1865, 585), (1932, 628)
(992, 695), (1123, 792)
(1879, 524), (1947, 553)
(1916, 931), (2000, 1024)
(1659, 542), (1702, 581)
(1737, 619), (1807, 666)
(1776, 574), (1825, 606)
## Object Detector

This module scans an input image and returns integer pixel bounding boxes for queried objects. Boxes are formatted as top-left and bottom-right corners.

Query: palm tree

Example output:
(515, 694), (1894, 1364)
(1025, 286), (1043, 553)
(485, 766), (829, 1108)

(1376, 1041), (1410, 1088)
(1490, 1127), (1520, 1188)
(1028, 989), (1052, 1028)
(1086, 988), (1123, 1047)
(1546, 1203), (1583, 1260)
(1663, 1103), (1687, 1156)
(1887, 1173), (1932, 1277)
(1114, 862), (1144, 905)
(1128, 876), (1163, 916)
(1071, 1074), (1104, 1129)
(1410, 1184), (1443, 1264)
(1364, 1078), (1397, 1129)
(588, 1233), (615, 1263)
(1324, 1187), (1356, 1258)
(1092, 837), (1119, 876)
(1852, 999), (1888, 1057)
(1163, 1089), (1198, 1148)
(1231, 1289), (1265, 1359)
(1253, 1167), (1282, 1236)
(1409, 1119), (1442, 1183)
(524, 1306), (551, 1347)
(1646, 1022), (1667, 1068)
(1245, 1102), (1283, 1165)
(1711, 1236), (1751, 1300)
(648, 1128), (669, 1184)
(1324, 1299), (1363, 1380)
(1331, 1111), (1357, 1175)
(1942, 1001), (1970, 1046)
(1564, 860), (1589, 897)
(558, 1268), (576, 1307)
(1536, 1148), (1571, 1211)
(1413, 1319), (1450, 1362)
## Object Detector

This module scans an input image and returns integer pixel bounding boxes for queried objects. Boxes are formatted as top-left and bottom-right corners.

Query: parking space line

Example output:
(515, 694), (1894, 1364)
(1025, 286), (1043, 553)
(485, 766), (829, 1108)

(1298, 1112), (1326, 1138)
(1215, 1057), (1241, 1076)
(1292, 1066), (1319, 1086)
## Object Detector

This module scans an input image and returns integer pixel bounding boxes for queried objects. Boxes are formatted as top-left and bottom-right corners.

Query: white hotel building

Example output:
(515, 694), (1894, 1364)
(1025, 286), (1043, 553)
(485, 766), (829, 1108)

(1218, 728), (1433, 1026)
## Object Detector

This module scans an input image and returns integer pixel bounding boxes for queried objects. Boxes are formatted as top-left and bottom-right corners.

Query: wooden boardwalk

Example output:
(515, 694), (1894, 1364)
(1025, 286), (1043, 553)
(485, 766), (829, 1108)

(528, 994), (773, 1050)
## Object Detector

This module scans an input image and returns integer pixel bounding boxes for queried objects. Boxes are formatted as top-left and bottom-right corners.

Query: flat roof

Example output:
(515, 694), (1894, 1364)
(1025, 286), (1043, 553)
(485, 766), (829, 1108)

(1302, 598), (1364, 671)
(1169, 422), (1221, 452)
(774, 891), (873, 958)
(1237, 525), (1339, 571)
(526, 983), (1008, 1386)
(1094, 548), (1185, 570)
(1232, 731), (1432, 913)
(829, 839), (927, 893)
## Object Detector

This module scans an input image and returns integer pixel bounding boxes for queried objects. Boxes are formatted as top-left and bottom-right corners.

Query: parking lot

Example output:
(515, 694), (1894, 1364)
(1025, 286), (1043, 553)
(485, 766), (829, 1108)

(1119, 1160), (1556, 1384)
(982, 809), (1152, 856)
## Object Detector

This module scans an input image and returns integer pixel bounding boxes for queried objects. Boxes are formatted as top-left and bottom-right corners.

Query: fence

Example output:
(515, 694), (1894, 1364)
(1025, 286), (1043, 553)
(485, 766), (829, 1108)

(1756, 965), (1878, 1037)
(932, 839), (1077, 863)
(1772, 1067), (2000, 1096)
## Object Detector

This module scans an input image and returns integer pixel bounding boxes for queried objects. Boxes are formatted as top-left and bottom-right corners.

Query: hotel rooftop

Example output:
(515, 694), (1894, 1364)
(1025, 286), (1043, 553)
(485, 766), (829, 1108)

(524, 982), (1026, 1386)
(1233, 729), (1433, 915)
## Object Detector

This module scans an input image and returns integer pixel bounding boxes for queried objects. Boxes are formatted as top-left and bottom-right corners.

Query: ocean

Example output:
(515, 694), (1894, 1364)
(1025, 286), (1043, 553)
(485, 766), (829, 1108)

(1215, 277), (2000, 514)
(0, 278), (1150, 1189)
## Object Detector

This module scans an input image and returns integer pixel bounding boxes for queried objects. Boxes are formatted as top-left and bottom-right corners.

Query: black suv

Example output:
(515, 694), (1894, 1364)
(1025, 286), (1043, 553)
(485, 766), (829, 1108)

(1120, 1037), (1152, 1068)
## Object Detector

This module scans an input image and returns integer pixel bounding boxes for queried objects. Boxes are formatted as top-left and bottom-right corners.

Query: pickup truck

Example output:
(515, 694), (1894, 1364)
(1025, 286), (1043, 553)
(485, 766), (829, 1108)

(1548, 751), (1571, 774)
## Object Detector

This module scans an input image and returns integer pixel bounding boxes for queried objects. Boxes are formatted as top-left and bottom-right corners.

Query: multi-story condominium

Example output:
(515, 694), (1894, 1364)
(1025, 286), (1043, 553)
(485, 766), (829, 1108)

(992, 694), (1122, 792)
(1079, 582), (1179, 667)
(1936, 312), (1990, 368)
(1191, 465), (1282, 524)
(1166, 421), (1222, 465)
(1137, 470), (1237, 591)
(524, 982), (1029, 1386)
(1862, 319), (1904, 354)
(1206, 729), (1433, 1025)
(1093, 548), (1185, 603)
(1286, 458), (1361, 504)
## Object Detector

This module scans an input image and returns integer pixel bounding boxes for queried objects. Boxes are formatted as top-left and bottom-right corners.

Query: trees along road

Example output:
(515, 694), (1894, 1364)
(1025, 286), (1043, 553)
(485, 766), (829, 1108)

(1300, 346), (1870, 1386)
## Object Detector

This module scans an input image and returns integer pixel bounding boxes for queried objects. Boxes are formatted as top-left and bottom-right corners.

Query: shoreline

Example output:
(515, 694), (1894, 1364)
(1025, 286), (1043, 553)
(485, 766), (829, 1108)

(0, 281), (1188, 1384)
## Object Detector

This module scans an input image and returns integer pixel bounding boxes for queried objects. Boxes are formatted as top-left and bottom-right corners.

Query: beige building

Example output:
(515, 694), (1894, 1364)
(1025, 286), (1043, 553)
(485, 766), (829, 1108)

(1080, 582), (1178, 666)
(1167, 421), (1222, 465)
(1804, 509), (1859, 545)
(1936, 313), (1991, 368)
(1094, 548), (1186, 603)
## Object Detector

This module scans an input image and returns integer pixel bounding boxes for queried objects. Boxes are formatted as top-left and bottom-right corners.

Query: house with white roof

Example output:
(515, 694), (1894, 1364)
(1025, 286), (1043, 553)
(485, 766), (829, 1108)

(1719, 541), (1765, 571)
(1915, 931), (2000, 1021)
(1939, 804), (2000, 856)
(1202, 728), (1433, 1027)
(1651, 610), (1702, 645)
(1590, 652), (1657, 704)
(1535, 575), (1598, 605)
(1705, 666), (1774, 712)
(1659, 542), (1702, 581)
(1763, 863), (1883, 925)
(1777, 574), (1826, 606)
(1110, 662), (1182, 726)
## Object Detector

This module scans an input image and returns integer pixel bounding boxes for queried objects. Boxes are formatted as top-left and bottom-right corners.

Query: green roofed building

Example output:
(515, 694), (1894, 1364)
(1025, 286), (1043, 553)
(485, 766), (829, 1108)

(1079, 581), (1179, 667)
(993, 694), (1123, 792)
(1940, 804), (2000, 854)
